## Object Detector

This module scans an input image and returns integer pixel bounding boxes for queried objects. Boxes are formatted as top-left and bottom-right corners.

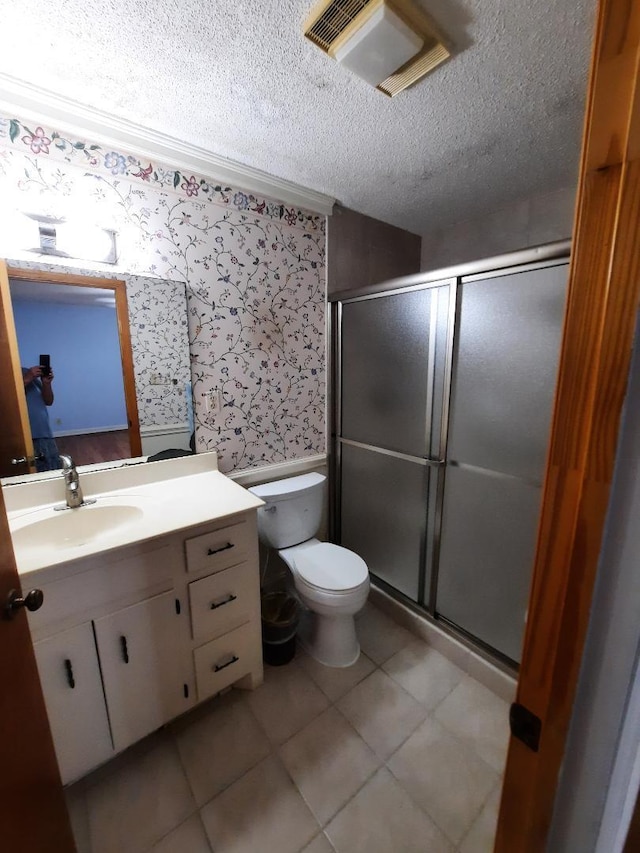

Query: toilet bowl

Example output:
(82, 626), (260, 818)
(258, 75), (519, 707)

(280, 538), (369, 667)
(249, 473), (370, 668)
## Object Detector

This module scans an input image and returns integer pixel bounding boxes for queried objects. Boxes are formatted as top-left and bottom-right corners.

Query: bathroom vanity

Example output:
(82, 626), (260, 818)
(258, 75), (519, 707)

(3, 453), (264, 785)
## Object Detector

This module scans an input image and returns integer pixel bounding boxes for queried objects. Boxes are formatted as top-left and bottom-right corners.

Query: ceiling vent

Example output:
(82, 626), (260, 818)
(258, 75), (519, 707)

(304, 0), (450, 96)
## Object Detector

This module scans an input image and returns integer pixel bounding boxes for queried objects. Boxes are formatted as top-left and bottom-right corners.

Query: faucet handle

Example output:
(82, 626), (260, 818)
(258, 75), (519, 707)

(59, 454), (74, 471)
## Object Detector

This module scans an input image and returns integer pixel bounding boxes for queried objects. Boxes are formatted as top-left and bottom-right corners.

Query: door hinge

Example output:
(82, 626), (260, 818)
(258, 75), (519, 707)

(509, 702), (542, 752)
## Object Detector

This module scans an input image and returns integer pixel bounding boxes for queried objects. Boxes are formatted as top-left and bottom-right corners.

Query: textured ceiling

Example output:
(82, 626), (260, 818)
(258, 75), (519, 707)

(0, 0), (595, 234)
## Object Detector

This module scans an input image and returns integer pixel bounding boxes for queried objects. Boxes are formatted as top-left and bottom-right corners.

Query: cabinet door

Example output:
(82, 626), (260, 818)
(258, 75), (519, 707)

(33, 622), (113, 784)
(94, 591), (193, 752)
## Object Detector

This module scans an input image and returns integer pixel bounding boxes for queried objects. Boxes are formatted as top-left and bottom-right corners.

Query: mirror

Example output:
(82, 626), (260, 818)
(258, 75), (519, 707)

(3, 262), (192, 480)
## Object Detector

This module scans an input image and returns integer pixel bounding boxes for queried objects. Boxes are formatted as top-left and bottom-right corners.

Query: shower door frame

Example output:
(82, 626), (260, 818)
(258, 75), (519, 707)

(329, 242), (571, 640)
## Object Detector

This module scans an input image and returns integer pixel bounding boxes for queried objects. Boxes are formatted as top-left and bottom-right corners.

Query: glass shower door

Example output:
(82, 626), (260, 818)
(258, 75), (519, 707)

(337, 283), (451, 602)
(435, 262), (568, 662)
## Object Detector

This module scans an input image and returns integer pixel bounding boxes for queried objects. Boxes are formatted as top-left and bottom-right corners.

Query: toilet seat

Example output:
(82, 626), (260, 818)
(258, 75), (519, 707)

(292, 542), (368, 592)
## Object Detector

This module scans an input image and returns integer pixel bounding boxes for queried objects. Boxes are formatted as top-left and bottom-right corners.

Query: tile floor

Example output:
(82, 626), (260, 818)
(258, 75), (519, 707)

(65, 602), (509, 853)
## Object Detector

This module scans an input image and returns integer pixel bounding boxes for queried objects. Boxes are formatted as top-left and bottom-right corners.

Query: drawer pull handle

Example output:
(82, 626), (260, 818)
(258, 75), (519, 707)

(120, 635), (129, 664)
(207, 542), (234, 556)
(213, 655), (239, 673)
(64, 658), (75, 689)
(210, 594), (238, 610)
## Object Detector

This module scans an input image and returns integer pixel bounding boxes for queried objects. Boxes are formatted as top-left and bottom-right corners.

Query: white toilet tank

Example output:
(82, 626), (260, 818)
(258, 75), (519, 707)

(249, 472), (325, 549)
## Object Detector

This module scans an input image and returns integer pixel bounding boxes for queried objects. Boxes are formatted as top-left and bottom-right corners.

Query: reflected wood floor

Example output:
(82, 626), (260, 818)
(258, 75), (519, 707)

(55, 431), (131, 466)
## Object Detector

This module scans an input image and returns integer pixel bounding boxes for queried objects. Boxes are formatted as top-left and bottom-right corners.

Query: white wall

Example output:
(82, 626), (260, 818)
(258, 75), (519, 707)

(420, 186), (576, 271)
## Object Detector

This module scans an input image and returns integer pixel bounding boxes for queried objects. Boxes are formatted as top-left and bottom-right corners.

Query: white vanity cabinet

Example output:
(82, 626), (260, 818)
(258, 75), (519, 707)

(25, 508), (263, 785)
(33, 622), (114, 784)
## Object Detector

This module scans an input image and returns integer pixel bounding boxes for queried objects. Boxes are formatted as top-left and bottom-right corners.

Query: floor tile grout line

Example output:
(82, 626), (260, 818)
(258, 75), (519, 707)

(381, 710), (503, 849)
(272, 696), (382, 830)
(383, 756), (461, 847)
(296, 649), (378, 703)
(184, 695), (280, 814)
(255, 666), (388, 835)
(169, 724), (201, 811)
(140, 810), (212, 853)
(242, 674), (330, 751)
(454, 776), (504, 853)
(433, 708), (510, 776)
(381, 658), (466, 717)
(280, 748), (380, 836)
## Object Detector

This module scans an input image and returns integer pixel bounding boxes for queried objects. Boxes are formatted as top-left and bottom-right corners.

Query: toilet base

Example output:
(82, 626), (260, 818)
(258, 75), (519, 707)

(298, 609), (361, 668)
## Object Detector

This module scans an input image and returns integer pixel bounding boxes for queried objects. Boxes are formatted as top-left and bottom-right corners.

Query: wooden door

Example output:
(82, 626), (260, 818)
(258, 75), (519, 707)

(94, 590), (192, 752)
(33, 621), (114, 785)
(495, 0), (640, 848)
(0, 484), (76, 851)
(0, 260), (34, 477)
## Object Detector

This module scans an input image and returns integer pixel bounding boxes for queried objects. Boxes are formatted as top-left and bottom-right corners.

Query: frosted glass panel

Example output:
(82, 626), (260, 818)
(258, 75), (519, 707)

(341, 289), (432, 456)
(340, 442), (427, 602)
(436, 465), (542, 661)
(448, 264), (567, 481)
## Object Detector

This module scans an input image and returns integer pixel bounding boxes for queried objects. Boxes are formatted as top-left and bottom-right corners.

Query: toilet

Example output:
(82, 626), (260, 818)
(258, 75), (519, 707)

(249, 472), (369, 668)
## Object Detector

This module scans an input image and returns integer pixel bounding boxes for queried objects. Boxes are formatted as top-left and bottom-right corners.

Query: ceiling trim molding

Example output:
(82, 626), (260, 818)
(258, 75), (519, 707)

(0, 73), (335, 216)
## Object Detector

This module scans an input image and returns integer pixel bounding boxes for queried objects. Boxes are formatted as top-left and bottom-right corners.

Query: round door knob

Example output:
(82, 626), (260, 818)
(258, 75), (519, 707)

(4, 588), (44, 620)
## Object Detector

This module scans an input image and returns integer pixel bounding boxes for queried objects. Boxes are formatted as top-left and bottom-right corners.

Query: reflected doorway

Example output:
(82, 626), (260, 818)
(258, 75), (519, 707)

(7, 269), (141, 471)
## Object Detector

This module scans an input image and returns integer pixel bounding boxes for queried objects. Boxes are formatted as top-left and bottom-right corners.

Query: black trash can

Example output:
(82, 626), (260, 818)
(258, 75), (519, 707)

(261, 591), (300, 666)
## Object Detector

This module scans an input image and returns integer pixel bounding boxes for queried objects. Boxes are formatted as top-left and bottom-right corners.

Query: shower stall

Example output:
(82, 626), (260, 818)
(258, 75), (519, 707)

(330, 243), (569, 666)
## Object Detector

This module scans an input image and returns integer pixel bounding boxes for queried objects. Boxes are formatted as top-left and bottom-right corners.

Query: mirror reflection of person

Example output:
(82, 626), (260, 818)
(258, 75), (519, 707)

(22, 365), (62, 472)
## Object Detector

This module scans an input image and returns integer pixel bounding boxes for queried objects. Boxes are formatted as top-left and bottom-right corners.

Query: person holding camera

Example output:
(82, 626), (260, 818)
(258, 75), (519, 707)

(22, 364), (62, 472)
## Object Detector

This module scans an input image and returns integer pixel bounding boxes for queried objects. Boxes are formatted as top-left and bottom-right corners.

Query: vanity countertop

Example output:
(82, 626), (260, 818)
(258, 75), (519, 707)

(3, 452), (264, 580)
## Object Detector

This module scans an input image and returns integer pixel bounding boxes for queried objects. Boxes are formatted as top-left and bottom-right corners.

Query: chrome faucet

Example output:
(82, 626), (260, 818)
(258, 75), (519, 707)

(58, 455), (95, 509)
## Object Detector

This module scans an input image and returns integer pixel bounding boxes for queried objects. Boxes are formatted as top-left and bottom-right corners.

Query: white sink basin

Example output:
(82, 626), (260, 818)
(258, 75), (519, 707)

(11, 501), (145, 553)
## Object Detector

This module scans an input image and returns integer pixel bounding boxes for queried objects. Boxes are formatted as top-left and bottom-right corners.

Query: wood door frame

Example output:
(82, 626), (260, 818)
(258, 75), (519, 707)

(6, 266), (142, 458)
(495, 0), (640, 848)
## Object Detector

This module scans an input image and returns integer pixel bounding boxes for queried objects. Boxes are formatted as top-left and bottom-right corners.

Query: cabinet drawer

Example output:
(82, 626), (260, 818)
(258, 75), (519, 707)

(194, 623), (256, 701)
(185, 521), (250, 575)
(189, 563), (256, 643)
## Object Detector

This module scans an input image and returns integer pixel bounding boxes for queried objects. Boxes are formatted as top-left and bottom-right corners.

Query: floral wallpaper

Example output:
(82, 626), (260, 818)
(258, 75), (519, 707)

(0, 114), (326, 472)
(125, 274), (191, 429)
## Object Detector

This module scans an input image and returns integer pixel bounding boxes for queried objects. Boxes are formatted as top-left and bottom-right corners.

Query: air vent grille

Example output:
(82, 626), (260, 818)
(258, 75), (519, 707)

(303, 0), (450, 96)
(306, 0), (370, 51)
(379, 41), (450, 96)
